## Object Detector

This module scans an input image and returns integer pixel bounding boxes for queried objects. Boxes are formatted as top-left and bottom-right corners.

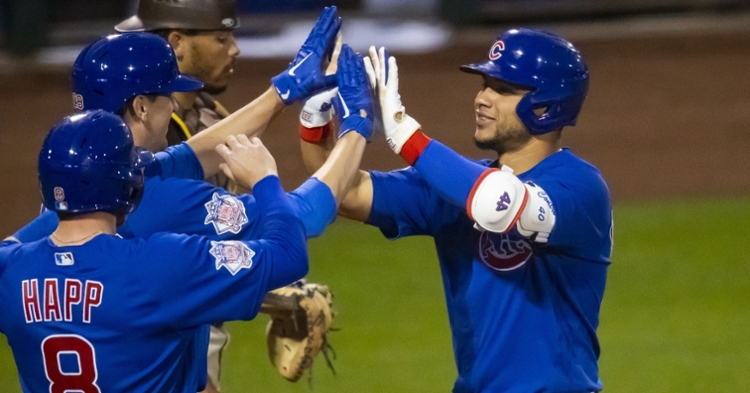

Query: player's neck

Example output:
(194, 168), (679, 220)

(498, 131), (562, 175)
(51, 212), (117, 246)
(173, 91), (198, 112)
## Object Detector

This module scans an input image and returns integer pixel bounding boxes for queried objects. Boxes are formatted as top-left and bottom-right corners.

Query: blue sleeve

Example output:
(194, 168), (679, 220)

(139, 176), (308, 328)
(412, 140), (488, 209)
(533, 167), (613, 262)
(8, 210), (58, 243)
(119, 176), (264, 241)
(367, 167), (442, 239)
(121, 176), (335, 242)
(287, 177), (337, 238)
(144, 142), (204, 181)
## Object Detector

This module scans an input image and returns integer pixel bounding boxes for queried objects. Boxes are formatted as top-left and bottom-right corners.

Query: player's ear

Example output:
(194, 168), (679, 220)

(131, 95), (148, 121)
(167, 31), (186, 59)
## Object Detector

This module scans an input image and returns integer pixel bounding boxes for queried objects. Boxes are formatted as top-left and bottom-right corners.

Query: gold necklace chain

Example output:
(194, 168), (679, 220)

(51, 231), (104, 244)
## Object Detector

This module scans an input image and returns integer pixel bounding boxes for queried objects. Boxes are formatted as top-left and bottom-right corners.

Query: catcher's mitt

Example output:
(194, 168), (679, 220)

(260, 281), (336, 382)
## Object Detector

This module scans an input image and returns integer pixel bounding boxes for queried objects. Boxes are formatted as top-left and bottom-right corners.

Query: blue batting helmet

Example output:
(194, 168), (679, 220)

(71, 32), (203, 113)
(38, 110), (155, 215)
(460, 28), (589, 135)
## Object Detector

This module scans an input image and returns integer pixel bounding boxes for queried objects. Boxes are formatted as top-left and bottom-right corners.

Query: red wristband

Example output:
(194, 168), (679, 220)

(399, 130), (432, 166)
(299, 122), (332, 143)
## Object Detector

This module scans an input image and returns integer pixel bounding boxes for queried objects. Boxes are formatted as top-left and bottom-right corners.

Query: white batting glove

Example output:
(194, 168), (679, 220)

(364, 46), (421, 154)
(300, 87), (339, 128)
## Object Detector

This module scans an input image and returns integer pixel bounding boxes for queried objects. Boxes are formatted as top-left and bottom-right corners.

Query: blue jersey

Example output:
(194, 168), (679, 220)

(13, 143), (336, 243)
(368, 149), (612, 393)
(0, 176), (307, 393)
(8, 143), (332, 390)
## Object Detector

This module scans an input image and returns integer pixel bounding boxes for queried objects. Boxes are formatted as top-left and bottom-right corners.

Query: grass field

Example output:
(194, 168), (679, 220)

(2, 197), (749, 392)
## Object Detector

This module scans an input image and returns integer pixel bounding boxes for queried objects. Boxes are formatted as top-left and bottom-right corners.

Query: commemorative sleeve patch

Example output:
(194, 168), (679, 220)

(209, 241), (256, 276)
(204, 192), (249, 235)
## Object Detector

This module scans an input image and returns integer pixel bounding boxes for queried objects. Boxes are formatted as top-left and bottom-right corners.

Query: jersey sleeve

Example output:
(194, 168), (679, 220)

(532, 168), (613, 262)
(144, 142), (204, 181)
(137, 176), (308, 328)
(412, 140), (489, 208)
(119, 176), (264, 241)
(6, 210), (58, 243)
(367, 167), (443, 239)
(120, 176), (334, 242)
(286, 177), (337, 238)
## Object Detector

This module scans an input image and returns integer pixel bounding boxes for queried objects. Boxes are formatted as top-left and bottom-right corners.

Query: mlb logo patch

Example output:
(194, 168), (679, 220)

(54, 252), (75, 266)
(204, 193), (249, 235)
(209, 241), (255, 276)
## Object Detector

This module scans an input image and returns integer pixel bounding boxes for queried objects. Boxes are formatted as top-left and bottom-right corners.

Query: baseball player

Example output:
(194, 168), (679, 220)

(116, 0), (245, 192)
(10, 9), (374, 391)
(117, 3), (337, 386)
(0, 110), (308, 393)
(301, 29), (613, 392)
(0, 109), (308, 393)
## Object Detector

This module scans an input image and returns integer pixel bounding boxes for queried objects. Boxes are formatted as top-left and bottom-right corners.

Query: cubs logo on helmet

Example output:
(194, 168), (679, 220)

(209, 241), (255, 276)
(478, 232), (533, 272)
(489, 40), (505, 60)
(204, 193), (249, 235)
(460, 28), (589, 135)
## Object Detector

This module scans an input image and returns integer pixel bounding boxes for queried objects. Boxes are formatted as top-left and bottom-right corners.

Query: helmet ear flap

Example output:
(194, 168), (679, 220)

(516, 76), (589, 135)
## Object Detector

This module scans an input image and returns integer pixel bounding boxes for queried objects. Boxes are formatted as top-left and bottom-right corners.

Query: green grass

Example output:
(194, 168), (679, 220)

(2, 197), (749, 392)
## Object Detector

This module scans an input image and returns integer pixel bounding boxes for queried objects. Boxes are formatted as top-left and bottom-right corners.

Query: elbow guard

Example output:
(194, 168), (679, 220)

(466, 168), (556, 243)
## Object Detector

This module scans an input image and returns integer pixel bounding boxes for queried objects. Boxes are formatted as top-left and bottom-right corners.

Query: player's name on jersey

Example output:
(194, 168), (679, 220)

(22, 278), (103, 324)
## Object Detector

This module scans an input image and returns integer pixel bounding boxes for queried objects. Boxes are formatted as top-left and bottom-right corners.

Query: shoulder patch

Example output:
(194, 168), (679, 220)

(209, 241), (255, 276)
(204, 193), (249, 235)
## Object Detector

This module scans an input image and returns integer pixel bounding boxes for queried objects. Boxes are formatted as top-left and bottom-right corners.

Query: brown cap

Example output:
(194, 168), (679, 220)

(115, 0), (240, 32)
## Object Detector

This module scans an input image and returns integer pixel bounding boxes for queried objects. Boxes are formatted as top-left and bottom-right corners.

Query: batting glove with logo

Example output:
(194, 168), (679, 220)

(271, 6), (341, 105)
(331, 45), (374, 141)
(364, 46), (421, 154)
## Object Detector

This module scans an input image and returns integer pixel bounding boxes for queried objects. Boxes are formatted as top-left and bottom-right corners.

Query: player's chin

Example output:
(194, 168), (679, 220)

(474, 126), (496, 142)
(203, 81), (229, 95)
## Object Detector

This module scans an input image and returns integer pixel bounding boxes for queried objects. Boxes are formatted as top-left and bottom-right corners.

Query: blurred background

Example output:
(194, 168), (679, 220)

(2, 1), (750, 392)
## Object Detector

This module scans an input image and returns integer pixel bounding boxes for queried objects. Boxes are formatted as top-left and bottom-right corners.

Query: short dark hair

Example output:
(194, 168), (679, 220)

(117, 94), (160, 118)
(152, 28), (202, 40)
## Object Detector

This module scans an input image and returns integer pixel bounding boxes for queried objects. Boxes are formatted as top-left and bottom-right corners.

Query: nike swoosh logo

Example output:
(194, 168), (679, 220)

(289, 53), (312, 76)
(337, 91), (350, 118)
(276, 86), (290, 101)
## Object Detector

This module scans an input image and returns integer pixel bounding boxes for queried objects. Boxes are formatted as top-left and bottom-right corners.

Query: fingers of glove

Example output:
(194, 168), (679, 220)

(334, 47), (373, 122)
(305, 6), (335, 50)
(363, 55), (376, 90)
(307, 7), (341, 62)
(376, 47), (387, 91)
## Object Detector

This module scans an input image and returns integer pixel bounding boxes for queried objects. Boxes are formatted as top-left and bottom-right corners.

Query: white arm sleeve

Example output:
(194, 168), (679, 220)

(467, 168), (556, 243)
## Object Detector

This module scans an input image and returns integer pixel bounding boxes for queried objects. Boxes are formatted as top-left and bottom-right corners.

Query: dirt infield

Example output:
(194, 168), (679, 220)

(2, 31), (750, 236)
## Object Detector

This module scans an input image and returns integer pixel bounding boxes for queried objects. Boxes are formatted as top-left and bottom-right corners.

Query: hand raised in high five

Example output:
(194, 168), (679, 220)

(364, 46), (421, 154)
(332, 44), (374, 141)
(215, 135), (278, 190)
(271, 6), (341, 105)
